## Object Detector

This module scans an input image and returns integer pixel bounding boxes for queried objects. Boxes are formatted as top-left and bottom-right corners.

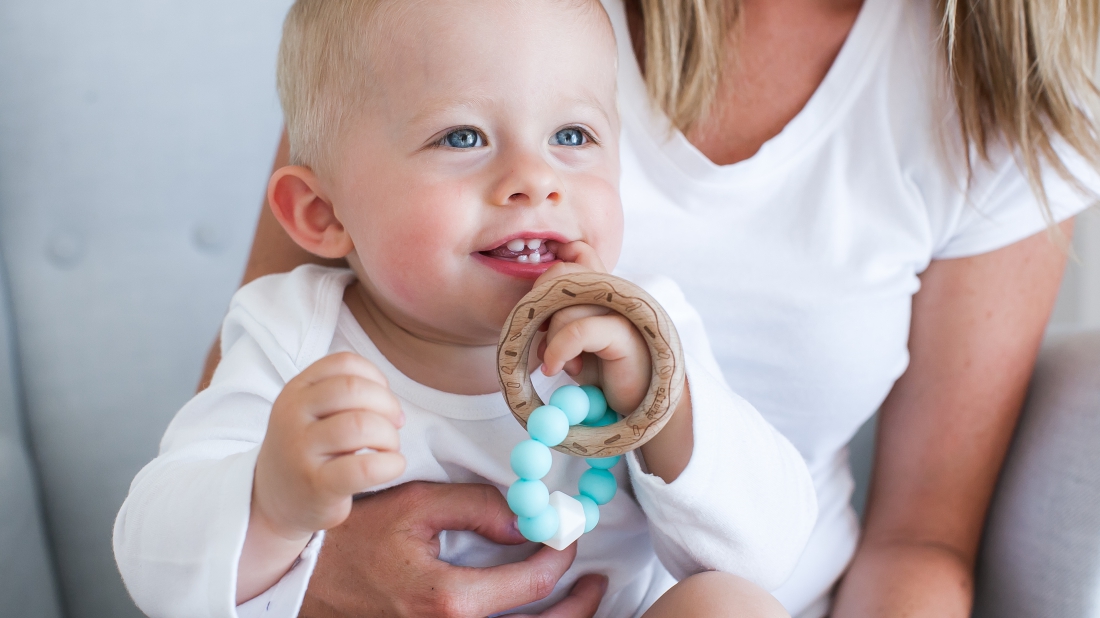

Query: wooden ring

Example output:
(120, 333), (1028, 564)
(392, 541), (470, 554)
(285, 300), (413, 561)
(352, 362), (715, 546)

(497, 272), (686, 457)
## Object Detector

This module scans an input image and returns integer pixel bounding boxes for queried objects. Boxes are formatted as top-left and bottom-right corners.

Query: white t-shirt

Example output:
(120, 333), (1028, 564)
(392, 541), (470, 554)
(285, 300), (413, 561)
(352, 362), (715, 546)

(113, 266), (817, 618)
(601, 0), (1097, 615)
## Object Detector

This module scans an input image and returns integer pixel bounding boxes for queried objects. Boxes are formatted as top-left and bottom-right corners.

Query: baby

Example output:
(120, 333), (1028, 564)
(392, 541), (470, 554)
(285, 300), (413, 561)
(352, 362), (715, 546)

(114, 1), (816, 616)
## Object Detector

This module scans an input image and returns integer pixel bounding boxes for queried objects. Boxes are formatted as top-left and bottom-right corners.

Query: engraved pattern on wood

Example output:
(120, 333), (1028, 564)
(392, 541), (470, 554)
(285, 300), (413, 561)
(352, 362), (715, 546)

(496, 272), (686, 457)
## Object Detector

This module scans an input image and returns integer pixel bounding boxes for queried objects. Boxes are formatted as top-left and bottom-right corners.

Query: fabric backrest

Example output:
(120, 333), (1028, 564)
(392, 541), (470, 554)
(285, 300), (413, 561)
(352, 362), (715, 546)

(0, 0), (291, 614)
(974, 330), (1100, 617)
(0, 256), (64, 617)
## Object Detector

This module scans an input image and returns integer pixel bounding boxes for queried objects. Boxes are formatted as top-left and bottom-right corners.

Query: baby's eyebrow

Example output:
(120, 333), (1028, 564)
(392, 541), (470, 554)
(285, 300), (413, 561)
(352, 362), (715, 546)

(406, 95), (497, 127)
(570, 95), (612, 126)
(407, 92), (611, 129)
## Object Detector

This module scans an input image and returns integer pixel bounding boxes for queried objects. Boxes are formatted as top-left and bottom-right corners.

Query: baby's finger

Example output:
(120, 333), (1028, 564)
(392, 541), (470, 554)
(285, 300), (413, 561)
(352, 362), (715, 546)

(545, 305), (610, 343)
(317, 451), (407, 495)
(534, 242), (605, 289)
(534, 261), (588, 289)
(548, 240), (606, 272)
(542, 314), (641, 375)
(296, 352), (389, 389)
(306, 410), (401, 457)
(300, 375), (404, 425)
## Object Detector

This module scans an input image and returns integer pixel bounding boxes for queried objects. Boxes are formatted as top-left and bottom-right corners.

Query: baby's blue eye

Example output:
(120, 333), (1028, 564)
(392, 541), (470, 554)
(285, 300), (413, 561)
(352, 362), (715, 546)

(552, 128), (587, 147)
(445, 129), (484, 148)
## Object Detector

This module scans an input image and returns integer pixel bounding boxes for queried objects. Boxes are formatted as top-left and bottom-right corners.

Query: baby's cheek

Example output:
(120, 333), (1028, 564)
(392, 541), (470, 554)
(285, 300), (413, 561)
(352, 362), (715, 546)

(367, 222), (460, 307)
(584, 183), (624, 271)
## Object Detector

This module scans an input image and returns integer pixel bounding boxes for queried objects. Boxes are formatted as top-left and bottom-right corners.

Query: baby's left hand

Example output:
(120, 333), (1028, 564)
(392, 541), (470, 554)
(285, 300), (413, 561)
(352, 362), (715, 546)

(534, 241), (651, 415)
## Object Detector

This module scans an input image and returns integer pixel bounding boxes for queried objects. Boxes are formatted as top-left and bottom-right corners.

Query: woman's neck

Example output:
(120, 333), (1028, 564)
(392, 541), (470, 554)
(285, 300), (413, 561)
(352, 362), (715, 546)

(625, 0), (862, 165)
(342, 284), (503, 396)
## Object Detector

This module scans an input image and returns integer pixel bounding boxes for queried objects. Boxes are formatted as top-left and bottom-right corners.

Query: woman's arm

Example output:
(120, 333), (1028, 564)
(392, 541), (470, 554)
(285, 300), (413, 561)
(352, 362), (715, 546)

(198, 129), (342, 391)
(832, 222), (1073, 616)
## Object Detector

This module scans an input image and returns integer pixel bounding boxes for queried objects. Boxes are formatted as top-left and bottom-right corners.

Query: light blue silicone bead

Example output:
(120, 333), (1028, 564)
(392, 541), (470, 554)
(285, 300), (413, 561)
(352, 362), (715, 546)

(575, 494), (600, 533)
(507, 479), (550, 518)
(578, 468), (617, 505)
(584, 409), (618, 427)
(550, 385), (590, 425)
(518, 506), (560, 543)
(527, 405), (570, 446)
(580, 385), (608, 424)
(511, 439), (553, 480)
(585, 455), (621, 470)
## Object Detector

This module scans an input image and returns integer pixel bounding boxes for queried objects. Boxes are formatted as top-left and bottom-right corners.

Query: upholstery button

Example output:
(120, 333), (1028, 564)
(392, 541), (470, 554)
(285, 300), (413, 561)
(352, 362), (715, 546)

(47, 231), (85, 268)
(192, 223), (224, 253)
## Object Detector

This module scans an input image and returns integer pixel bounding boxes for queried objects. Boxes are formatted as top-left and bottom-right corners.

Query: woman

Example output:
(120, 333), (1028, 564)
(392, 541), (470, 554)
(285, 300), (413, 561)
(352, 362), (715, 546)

(205, 0), (1100, 616)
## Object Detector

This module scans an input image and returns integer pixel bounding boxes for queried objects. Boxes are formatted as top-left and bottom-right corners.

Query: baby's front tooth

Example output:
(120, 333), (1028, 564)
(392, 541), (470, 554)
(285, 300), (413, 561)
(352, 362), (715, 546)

(526, 239), (542, 250)
(517, 254), (530, 263)
(530, 251), (542, 263)
(507, 239), (526, 252)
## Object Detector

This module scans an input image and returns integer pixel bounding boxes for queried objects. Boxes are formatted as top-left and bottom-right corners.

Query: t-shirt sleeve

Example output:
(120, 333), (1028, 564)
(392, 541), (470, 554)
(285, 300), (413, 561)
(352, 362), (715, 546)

(933, 140), (1098, 260)
(620, 274), (819, 591)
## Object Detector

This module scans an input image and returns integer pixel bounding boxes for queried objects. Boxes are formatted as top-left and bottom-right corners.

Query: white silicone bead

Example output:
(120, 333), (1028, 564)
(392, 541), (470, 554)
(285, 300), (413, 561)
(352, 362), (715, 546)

(543, 492), (587, 551)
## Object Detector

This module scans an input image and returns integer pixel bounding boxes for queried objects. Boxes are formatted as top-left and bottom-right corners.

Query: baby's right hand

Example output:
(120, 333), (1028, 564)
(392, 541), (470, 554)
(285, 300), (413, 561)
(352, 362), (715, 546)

(253, 352), (406, 541)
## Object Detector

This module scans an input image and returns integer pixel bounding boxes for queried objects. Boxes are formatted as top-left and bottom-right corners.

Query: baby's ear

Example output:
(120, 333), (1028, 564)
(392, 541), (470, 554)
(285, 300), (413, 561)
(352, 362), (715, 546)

(267, 166), (354, 259)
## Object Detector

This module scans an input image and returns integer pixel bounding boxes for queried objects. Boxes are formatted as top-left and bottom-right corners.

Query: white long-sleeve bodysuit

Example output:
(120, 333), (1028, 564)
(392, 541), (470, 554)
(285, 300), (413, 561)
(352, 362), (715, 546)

(114, 265), (817, 618)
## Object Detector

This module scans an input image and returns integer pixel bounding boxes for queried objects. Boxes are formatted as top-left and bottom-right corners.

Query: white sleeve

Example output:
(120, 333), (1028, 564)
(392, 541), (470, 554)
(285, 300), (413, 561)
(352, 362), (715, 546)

(113, 267), (352, 618)
(932, 139), (1097, 260)
(623, 275), (818, 591)
(113, 334), (284, 617)
(235, 533), (325, 618)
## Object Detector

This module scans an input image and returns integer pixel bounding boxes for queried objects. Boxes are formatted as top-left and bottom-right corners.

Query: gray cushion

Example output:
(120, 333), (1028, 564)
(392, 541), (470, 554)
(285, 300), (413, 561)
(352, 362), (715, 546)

(0, 259), (63, 617)
(0, 0), (291, 614)
(973, 330), (1100, 618)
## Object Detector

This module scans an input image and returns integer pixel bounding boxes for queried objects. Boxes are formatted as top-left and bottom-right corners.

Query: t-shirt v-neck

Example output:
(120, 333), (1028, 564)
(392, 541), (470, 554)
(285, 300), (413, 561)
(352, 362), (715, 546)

(611, 0), (899, 191)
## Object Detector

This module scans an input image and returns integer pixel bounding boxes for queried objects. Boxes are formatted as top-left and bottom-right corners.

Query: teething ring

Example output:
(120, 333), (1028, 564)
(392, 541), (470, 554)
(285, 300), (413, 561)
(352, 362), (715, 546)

(497, 272), (686, 458)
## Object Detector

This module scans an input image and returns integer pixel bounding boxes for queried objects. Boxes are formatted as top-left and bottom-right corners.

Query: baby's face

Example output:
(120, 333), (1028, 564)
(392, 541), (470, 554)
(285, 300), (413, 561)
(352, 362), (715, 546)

(326, 0), (622, 345)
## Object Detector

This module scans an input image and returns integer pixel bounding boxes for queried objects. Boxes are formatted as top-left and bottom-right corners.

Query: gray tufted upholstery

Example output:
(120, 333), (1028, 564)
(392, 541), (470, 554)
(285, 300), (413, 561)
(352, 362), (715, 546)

(0, 0), (290, 614)
(1, 1), (1098, 616)
(0, 257), (64, 617)
(973, 331), (1100, 618)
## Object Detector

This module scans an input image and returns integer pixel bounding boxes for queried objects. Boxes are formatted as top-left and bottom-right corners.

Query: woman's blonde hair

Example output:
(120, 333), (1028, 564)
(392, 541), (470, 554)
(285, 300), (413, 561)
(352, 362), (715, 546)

(637, 0), (1100, 218)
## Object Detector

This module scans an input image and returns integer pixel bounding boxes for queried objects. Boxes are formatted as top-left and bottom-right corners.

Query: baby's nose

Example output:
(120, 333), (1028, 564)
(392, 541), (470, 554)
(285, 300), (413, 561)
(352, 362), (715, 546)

(491, 152), (562, 207)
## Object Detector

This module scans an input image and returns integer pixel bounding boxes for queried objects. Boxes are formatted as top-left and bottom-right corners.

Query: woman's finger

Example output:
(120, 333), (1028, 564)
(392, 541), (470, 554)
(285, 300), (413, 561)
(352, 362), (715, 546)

(443, 543), (579, 616)
(504, 573), (609, 617)
(306, 409), (401, 456)
(410, 482), (526, 544)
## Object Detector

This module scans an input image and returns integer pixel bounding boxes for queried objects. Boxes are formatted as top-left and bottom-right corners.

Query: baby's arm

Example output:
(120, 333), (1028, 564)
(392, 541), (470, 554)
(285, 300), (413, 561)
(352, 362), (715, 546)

(538, 242), (818, 590)
(537, 241), (693, 482)
(622, 275), (818, 590)
(238, 352), (405, 602)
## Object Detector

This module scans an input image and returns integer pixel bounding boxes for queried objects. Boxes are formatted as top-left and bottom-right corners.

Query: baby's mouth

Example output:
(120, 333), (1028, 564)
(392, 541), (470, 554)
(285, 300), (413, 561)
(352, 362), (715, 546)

(479, 238), (557, 264)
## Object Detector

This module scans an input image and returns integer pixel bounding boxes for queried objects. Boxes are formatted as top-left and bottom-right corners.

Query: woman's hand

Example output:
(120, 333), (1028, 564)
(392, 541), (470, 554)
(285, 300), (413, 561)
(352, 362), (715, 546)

(299, 481), (608, 618)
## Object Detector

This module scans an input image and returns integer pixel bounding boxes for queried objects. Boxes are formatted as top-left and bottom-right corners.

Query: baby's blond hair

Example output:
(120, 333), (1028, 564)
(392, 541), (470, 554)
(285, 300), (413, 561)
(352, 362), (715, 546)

(277, 0), (611, 175)
(277, 0), (388, 173)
